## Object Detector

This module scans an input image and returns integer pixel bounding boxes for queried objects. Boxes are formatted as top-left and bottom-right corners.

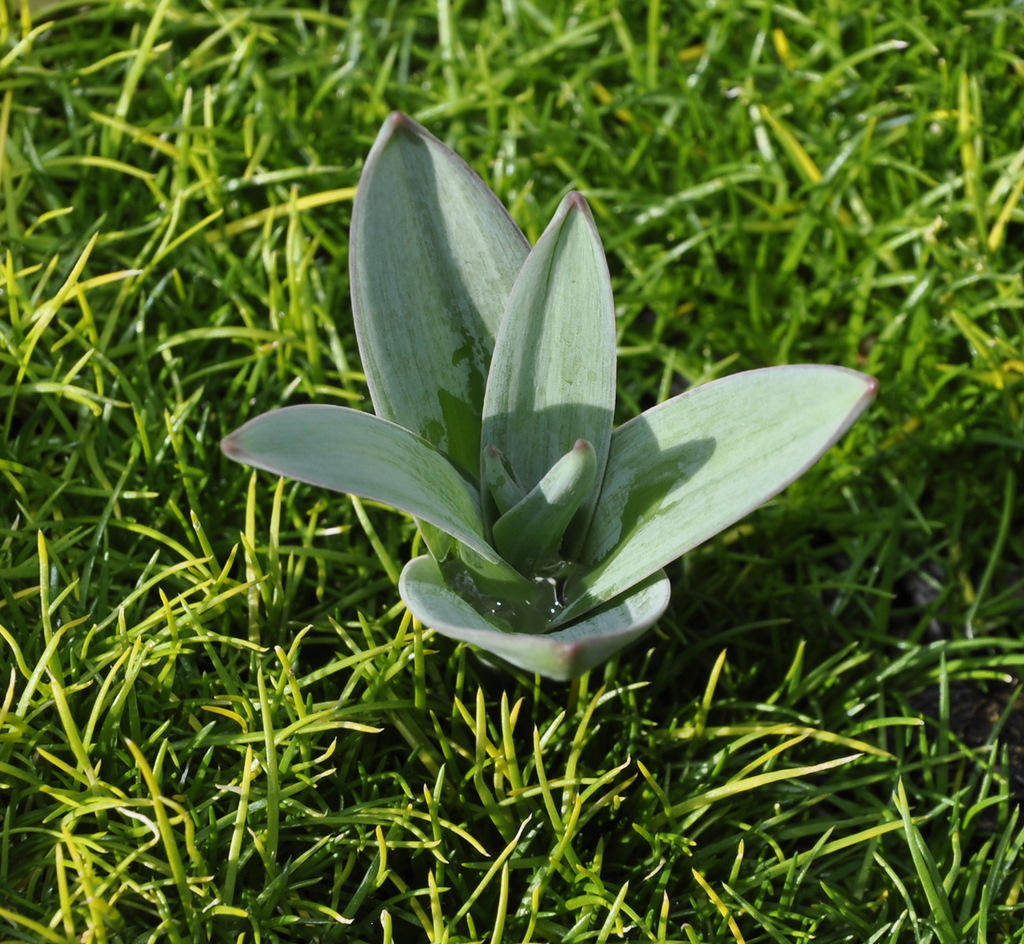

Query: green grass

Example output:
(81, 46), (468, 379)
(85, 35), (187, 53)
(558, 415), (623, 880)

(2, 0), (1024, 940)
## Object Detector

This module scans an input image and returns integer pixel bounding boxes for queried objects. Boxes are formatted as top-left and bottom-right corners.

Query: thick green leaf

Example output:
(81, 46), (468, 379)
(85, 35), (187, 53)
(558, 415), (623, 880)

(400, 556), (670, 681)
(560, 365), (878, 619)
(482, 443), (525, 515)
(481, 192), (615, 530)
(221, 405), (500, 563)
(350, 112), (530, 477)
(491, 438), (596, 574)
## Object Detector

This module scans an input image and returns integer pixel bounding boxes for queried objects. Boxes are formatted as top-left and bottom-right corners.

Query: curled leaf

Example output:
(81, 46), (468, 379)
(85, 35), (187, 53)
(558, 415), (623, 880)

(491, 438), (597, 574)
(400, 555), (670, 680)
(482, 443), (525, 517)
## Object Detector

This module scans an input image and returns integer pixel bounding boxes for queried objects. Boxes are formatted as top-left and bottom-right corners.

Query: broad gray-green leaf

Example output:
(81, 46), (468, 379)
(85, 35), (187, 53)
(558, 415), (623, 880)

(481, 192), (615, 533)
(400, 556), (670, 681)
(221, 405), (500, 564)
(350, 112), (530, 477)
(560, 365), (878, 620)
(492, 438), (596, 574)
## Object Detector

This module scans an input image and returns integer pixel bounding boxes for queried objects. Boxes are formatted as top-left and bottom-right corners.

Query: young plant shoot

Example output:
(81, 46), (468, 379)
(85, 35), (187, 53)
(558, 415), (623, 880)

(222, 112), (878, 680)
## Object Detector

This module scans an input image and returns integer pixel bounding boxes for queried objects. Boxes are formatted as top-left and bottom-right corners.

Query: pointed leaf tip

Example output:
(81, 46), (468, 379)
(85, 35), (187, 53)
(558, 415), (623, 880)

(564, 190), (597, 222)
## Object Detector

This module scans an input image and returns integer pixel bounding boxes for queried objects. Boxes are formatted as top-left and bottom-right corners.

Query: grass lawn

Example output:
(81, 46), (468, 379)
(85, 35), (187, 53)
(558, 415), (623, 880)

(3, 0), (1024, 940)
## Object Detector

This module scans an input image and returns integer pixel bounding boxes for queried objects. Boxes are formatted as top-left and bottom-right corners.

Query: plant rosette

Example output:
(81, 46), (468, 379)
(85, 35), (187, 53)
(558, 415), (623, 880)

(222, 112), (878, 681)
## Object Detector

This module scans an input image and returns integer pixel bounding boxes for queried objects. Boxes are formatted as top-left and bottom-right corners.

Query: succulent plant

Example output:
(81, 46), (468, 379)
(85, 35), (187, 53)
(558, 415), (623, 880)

(222, 113), (878, 680)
